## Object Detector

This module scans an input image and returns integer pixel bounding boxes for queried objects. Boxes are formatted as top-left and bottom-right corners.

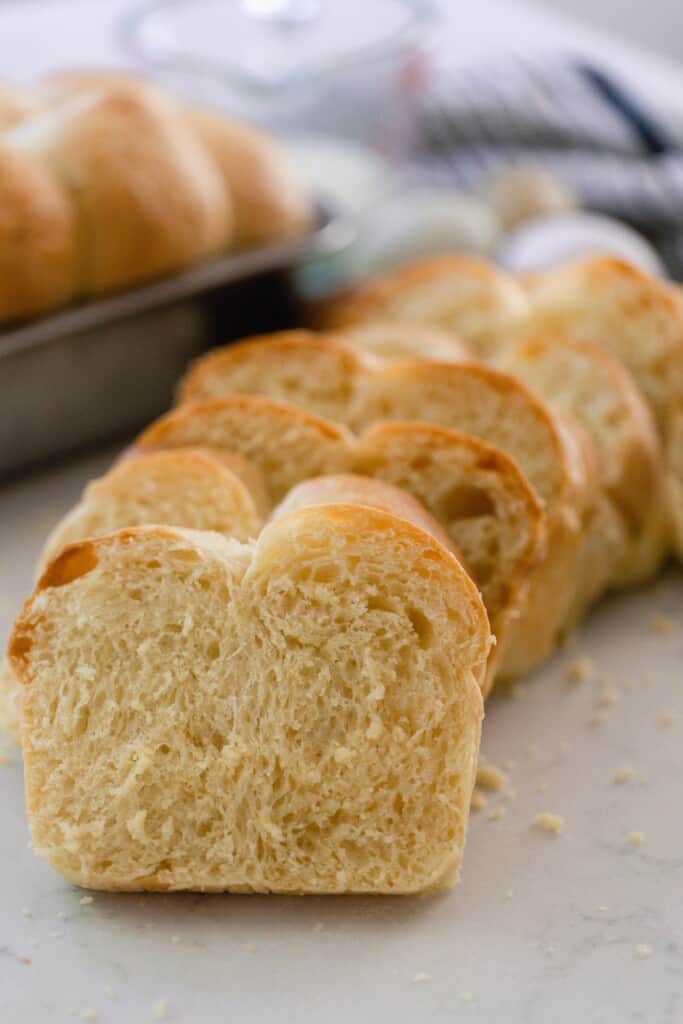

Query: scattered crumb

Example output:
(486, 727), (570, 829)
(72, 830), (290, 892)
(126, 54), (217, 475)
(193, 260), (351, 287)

(21, 907), (32, 918)
(79, 1011), (97, 1022)
(648, 613), (676, 635)
(412, 972), (431, 983)
(170, 935), (182, 944)
(476, 763), (506, 791)
(532, 813), (564, 835)
(153, 999), (169, 1020)
(629, 831), (644, 847)
(635, 944), (653, 959)
(487, 806), (506, 821)
(79, 896), (94, 906)
(470, 789), (487, 812)
(597, 685), (620, 707)
(590, 710), (608, 728)
(613, 766), (634, 784)
(637, 775), (650, 786)
(536, 781), (549, 794)
(460, 992), (474, 1002)
(567, 655), (595, 683)
(658, 712), (675, 728)
(502, 788), (517, 802)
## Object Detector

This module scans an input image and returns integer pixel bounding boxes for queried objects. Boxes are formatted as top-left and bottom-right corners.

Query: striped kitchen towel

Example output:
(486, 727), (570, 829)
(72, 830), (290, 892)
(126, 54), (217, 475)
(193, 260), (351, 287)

(409, 54), (683, 273)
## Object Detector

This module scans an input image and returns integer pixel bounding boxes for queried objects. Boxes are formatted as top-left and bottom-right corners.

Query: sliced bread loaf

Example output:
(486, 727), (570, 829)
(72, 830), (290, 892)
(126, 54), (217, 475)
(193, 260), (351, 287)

(10, 502), (490, 893)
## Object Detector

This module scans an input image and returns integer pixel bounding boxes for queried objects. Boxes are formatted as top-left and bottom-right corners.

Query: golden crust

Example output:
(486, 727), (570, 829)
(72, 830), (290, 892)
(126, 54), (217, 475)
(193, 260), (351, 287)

(317, 254), (529, 357)
(8, 84), (233, 295)
(185, 108), (313, 247)
(328, 320), (470, 363)
(0, 144), (79, 320)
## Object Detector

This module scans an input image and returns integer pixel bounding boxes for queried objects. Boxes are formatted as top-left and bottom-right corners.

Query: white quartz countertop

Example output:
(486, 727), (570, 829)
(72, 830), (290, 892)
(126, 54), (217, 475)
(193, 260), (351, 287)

(0, 449), (682, 1024)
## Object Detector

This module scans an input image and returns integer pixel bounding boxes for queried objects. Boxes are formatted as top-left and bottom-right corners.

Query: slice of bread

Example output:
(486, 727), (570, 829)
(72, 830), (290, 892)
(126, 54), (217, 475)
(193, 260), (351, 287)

(523, 256), (683, 559)
(317, 254), (529, 359)
(497, 335), (668, 587)
(135, 394), (545, 691)
(10, 508), (490, 893)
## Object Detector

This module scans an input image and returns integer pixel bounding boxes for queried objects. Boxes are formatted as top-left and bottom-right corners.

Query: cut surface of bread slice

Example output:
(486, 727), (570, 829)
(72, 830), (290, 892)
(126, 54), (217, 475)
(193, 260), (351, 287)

(5, 85), (232, 295)
(11, 514), (489, 894)
(523, 256), (683, 559)
(0, 144), (79, 320)
(497, 335), (667, 586)
(135, 394), (545, 691)
(317, 255), (529, 359)
(330, 321), (470, 363)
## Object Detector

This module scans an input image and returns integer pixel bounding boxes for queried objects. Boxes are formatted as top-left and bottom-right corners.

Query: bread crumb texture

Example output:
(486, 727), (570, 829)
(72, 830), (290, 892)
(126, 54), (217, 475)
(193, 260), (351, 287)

(476, 763), (506, 791)
(532, 813), (564, 835)
(14, 517), (487, 894)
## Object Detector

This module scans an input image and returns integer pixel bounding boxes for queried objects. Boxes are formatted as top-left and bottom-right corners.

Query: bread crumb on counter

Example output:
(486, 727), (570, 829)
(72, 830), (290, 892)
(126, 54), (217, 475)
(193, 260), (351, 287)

(79, 895), (94, 906)
(487, 806), (506, 821)
(613, 766), (634, 784)
(460, 991), (474, 1002)
(79, 1010), (97, 1022)
(412, 972), (431, 983)
(153, 999), (169, 1020)
(567, 655), (595, 683)
(470, 789), (487, 812)
(597, 685), (620, 707)
(628, 831), (644, 847)
(532, 813), (564, 835)
(657, 712), (676, 728)
(635, 944), (653, 959)
(476, 763), (506, 791)
(647, 613), (677, 635)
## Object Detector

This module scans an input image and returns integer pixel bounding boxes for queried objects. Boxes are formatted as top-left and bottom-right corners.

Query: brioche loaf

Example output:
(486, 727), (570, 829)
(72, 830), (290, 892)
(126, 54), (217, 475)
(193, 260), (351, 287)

(135, 395), (544, 691)
(10, 500), (490, 893)
(318, 254), (529, 358)
(0, 75), (312, 322)
(176, 332), (593, 676)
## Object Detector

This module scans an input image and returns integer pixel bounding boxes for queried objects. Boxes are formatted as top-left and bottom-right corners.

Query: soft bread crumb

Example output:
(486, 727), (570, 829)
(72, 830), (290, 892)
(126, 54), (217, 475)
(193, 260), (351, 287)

(613, 766), (634, 784)
(413, 973), (431, 983)
(635, 944), (653, 959)
(153, 999), (169, 1020)
(658, 712), (676, 728)
(487, 807), (506, 821)
(79, 895), (94, 905)
(648, 613), (677, 635)
(532, 813), (564, 835)
(476, 763), (506, 791)
(629, 831), (644, 847)
(597, 686), (620, 707)
(470, 789), (487, 811)
(567, 655), (595, 683)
